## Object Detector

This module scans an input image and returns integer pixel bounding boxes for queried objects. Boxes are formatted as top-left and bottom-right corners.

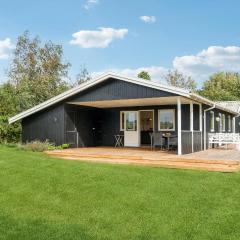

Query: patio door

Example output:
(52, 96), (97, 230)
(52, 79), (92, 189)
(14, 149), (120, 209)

(124, 111), (140, 147)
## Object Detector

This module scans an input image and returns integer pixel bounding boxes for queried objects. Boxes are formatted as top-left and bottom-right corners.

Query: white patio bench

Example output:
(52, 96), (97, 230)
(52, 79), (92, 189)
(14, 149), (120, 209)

(208, 133), (240, 149)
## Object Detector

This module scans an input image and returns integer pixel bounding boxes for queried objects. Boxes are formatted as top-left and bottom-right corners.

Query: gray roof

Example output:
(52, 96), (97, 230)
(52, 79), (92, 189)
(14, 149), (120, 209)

(217, 101), (240, 113)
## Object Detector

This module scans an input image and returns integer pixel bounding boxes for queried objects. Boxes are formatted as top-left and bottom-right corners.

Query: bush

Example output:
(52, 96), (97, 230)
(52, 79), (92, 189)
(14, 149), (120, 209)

(19, 141), (70, 152)
(0, 116), (21, 143)
(21, 140), (53, 152)
(49, 143), (70, 150)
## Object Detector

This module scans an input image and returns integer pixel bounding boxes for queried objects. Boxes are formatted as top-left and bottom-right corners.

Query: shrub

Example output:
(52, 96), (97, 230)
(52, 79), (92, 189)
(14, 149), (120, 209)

(0, 116), (21, 143)
(19, 141), (70, 152)
(48, 143), (70, 150)
(21, 140), (53, 152)
(61, 143), (69, 149)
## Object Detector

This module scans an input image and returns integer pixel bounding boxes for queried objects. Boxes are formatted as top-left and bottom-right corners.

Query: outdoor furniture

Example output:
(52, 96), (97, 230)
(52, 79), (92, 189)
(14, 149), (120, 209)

(114, 134), (124, 147)
(168, 136), (178, 150)
(150, 132), (164, 150)
(208, 133), (240, 149)
(163, 133), (178, 150)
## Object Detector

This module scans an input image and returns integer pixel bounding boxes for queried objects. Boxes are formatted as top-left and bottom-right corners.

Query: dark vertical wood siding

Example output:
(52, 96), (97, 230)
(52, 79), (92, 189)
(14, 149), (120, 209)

(193, 104), (200, 130)
(68, 78), (177, 102)
(193, 131), (202, 152)
(22, 104), (65, 145)
(236, 116), (240, 133)
(181, 105), (190, 130)
(181, 131), (192, 154)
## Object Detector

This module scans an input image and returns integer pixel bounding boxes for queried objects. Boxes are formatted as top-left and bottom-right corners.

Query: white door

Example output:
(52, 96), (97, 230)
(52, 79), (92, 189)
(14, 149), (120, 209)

(124, 111), (140, 147)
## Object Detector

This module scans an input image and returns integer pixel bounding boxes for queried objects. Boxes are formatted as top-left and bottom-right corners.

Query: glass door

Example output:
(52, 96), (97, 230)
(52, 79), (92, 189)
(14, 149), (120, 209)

(124, 111), (140, 147)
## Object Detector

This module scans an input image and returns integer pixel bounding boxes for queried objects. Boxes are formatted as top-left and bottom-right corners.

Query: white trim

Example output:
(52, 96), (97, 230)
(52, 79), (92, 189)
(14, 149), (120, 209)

(199, 103), (203, 150)
(158, 109), (175, 131)
(210, 111), (215, 132)
(222, 113), (226, 132)
(233, 117), (236, 133)
(9, 71), (239, 124)
(177, 97), (182, 155)
(199, 104), (202, 131)
(219, 113), (222, 132)
(228, 115), (231, 132)
(204, 105), (215, 150)
(190, 101), (193, 153)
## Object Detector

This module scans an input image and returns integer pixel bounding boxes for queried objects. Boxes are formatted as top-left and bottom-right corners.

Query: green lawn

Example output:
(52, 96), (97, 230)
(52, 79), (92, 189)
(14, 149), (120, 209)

(0, 146), (240, 240)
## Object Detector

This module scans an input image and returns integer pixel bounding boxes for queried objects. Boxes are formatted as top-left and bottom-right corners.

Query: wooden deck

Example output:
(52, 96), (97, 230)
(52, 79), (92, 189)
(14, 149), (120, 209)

(45, 147), (240, 173)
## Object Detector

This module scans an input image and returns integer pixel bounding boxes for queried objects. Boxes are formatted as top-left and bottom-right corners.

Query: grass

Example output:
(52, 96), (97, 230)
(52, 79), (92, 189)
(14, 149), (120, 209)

(0, 145), (240, 240)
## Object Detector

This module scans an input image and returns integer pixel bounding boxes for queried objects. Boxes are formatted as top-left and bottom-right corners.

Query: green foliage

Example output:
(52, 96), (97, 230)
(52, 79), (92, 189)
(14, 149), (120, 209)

(165, 69), (197, 91)
(137, 71), (151, 80)
(20, 140), (53, 152)
(8, 31), (71, 111)
(0, 116), (21, 143)
(199, 72), (240, 101)
(48, 143), (70, 150)
(0, 31), (72, 143)
(0, 83), (22, 143)
(19, 140), (70, 152)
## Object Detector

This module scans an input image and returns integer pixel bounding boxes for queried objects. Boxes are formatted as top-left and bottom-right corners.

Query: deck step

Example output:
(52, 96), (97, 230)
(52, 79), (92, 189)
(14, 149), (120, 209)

(46, 151), (239, 166)
(54, 156), (239, 173)
(45, 151), (239, 173)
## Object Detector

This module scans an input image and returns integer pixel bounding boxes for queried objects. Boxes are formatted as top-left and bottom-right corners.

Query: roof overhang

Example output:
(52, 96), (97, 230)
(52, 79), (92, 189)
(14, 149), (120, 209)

(8, 72), (239, 124)
(68, 96), (193, 108)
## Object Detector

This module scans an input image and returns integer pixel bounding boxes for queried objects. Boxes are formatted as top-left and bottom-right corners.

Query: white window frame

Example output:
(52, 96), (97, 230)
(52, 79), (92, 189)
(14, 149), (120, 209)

(228, 115), (231, 132)
(210, 111), (215, 132)
(120, 111), (125, 131)
(222, 114), (226, 132)
(158, 109), (175, 131)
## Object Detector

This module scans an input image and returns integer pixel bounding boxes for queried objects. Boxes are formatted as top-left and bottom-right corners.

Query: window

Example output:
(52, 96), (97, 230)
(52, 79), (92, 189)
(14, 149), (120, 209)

(228, 115), (231, 132)
(158, 109), (175, 131)
(210, 111), (214, 132)
(222, 114), (226, 132)
(120, 111), (125, 131)
(125, 112), (137, 131)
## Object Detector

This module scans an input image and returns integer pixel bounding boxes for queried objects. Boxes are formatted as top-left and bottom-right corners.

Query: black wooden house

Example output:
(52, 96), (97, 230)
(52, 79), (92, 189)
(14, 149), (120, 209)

(9, 72), (240, 155)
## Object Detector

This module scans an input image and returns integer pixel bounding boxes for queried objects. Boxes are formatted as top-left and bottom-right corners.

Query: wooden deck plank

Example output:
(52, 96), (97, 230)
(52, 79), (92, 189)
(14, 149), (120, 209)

(45, 147), (240, 173)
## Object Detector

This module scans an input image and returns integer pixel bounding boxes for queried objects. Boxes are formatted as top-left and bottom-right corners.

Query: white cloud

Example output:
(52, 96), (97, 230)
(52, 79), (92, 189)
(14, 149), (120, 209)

(92, 46), (240, 86)
(173, 46), (240, 81)
(140, 16), (156, 23)
(69, 27), (128, 48)
(0, 38), (14, 59)
(84, 0), (99, 10)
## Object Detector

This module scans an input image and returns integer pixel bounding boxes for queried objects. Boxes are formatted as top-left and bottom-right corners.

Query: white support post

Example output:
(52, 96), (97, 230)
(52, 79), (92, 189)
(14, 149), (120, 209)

(177, 97), (182, 155)
(199, 104), (203, 150)
(233, 117), (236, 133)
(190, 101), (194, 153)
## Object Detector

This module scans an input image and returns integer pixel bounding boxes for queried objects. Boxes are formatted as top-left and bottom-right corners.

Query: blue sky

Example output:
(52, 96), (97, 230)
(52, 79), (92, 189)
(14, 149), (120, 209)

(0, 0), (240, 86)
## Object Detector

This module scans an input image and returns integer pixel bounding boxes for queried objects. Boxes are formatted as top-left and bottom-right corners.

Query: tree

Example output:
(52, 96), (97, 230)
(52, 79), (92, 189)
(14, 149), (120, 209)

(74, 65), (91, 86)
(137, 71), (151, 80)
(1, 31), (72, 143)
(164, 69), (196, 91)
(0, 83), (21, 142)
(199, 72), (240, 101)
(8, 31), (71, 111)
